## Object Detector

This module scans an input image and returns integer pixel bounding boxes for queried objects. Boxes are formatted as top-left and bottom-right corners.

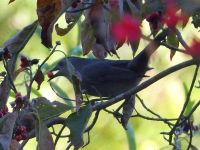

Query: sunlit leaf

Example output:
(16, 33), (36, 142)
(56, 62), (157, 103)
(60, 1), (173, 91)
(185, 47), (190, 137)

(33, 97), (73, 121)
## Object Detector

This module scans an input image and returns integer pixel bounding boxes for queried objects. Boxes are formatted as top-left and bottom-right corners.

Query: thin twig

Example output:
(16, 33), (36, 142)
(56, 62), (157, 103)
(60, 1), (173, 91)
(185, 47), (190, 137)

(186, 122), (193, 150)
(85, 110), (100, 132)
(27, 43), (59, 99)
(54, 124), (66, 147)
(2, 59), (17, 93)
(169, 64), (199, 144)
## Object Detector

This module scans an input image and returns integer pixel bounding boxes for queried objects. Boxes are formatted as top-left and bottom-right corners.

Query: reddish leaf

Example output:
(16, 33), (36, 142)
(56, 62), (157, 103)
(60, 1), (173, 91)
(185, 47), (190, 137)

(92, 43), (107, 59)
(81, 16), (95, 55)
(88, 5), (112, 53)
(37, 0), (63, 48)
(37, 122), (54, 150)
(34, 70), (44, 90)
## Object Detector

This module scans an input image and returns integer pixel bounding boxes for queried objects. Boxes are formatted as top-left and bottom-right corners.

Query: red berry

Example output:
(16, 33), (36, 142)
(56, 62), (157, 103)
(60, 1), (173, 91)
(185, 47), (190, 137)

(47, 71), (54, 78)
(20, 56), (29, 68)
(15, 135), (22, 141)
(2, 105), (8, 115)
(71, 1), (78, 8)
(15, 92), (22, 98)
(21, 133), (27, 140)
(3, 48), (12, 60)
(18, 126), (26, 133)
(15, 92), (24, 109)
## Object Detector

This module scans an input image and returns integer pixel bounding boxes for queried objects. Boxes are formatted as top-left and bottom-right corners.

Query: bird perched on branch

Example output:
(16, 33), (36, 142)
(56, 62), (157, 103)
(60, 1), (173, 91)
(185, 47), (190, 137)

(49, 29), (168, 98)
(49, 29), (168, 128)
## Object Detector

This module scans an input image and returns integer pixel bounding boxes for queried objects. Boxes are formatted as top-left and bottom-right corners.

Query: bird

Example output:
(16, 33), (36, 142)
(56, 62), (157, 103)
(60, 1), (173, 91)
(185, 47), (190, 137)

(49, 29), (168, 98)
(49, 29), (168, 128)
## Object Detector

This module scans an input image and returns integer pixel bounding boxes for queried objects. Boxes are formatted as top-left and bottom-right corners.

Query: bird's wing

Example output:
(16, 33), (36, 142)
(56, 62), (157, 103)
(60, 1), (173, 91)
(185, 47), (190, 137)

(81, 62), (143, 85)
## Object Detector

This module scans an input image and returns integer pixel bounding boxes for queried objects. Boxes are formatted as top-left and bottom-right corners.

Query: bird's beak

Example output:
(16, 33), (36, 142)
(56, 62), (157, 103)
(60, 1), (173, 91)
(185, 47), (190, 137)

(47, 66), (60, 82)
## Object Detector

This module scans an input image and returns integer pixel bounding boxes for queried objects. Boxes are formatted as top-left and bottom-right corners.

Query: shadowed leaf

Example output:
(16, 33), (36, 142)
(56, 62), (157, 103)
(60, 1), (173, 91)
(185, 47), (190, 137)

(0, 112), (18, 150)
(37, 122), (54, 150)
(65, 104), (92, 149)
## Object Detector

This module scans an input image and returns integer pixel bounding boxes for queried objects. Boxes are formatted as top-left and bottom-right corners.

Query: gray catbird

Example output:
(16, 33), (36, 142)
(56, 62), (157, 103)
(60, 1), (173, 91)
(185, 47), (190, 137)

(49, 29), (168, 98)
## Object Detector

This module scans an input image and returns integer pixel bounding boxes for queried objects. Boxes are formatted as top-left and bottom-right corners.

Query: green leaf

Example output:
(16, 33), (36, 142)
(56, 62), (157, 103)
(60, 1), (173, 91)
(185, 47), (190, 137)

(34, 97), (73, 121)
(126, 122), (136, 150)
(65, 104), (93, 149)
(32, 87), (42, 97)
(167, 31), (179, 60)
(50, 82), (73, 106)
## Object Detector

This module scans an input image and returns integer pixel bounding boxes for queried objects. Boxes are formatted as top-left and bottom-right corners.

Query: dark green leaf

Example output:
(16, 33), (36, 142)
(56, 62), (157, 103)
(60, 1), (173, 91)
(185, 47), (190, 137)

(65, 104), (93, 149)
(37, 122), (54, 150)
(33, 97), (73, 121)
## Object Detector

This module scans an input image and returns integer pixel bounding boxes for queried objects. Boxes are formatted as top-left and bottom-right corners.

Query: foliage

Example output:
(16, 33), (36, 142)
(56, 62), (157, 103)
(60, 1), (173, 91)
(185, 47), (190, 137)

(0, 0), (200, 150)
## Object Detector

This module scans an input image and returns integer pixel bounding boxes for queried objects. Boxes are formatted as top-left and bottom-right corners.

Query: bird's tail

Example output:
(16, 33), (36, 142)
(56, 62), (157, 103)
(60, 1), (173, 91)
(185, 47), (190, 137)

(128, 29), (169, 73)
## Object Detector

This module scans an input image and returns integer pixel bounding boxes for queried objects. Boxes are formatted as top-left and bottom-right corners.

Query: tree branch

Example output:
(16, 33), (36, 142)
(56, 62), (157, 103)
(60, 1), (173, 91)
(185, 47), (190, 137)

(92, 59), (199, 111)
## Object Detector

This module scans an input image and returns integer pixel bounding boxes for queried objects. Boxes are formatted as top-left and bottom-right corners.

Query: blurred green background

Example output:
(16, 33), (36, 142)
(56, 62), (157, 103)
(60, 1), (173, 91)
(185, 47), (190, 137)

(0, 0), (200, 150)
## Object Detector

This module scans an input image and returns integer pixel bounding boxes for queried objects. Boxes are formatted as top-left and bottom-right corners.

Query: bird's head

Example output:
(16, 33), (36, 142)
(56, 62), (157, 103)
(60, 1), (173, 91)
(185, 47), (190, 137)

(48, 58), (72, 81)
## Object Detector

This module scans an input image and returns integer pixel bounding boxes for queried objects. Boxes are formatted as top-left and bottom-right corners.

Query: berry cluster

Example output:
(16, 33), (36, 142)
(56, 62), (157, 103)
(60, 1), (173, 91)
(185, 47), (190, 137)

(15, 92), (25, 109)
(0, 105), (8, 118)
(3, 48), (12, 60)
(13, 126), (27, 141)
(20, 56), (39, 68)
